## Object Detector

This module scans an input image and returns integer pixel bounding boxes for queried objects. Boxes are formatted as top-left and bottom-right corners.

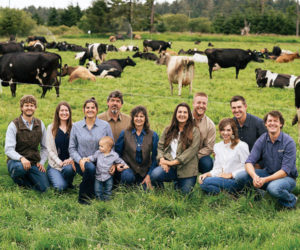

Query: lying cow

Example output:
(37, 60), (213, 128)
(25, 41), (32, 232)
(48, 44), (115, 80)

(61, 64), (96, 82)
(276, 52), (300, 63)
(86, 61), (121, 78)
(255, 68), (298, 89)
(119, 45), (139, 52)
(76, 43), (107, 65)
(178, 48), (204, 55)
(107, 44), (118, 52)
(143, 40), (171, 53)
(0, 52), (61, 97)
(205, 48), (263, 79)
(25, 40), (45, 52)
(156, 52), (195, 96)
(27, 36), (48, 44)
(132, 52), (158, 61)
(0, 42), (24, 54)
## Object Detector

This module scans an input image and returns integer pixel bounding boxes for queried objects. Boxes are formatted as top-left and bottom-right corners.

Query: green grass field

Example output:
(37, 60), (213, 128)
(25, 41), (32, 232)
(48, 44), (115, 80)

(1, 33), (300, 249)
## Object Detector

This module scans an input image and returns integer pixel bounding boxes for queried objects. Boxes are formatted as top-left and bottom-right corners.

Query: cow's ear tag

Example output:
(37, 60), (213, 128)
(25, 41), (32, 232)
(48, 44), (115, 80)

(249, 52), (251, 55)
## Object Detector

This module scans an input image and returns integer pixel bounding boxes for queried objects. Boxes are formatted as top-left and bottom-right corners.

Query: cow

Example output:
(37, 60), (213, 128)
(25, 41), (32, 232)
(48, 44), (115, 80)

(46, 41), (57, 49)
(156, 52), (195, 96)
(292, 80), (300, 132)
(76, 43), (107, 65)
(205, 48), (263, 79)
(143, 40), (172, 53)
(25, 40), (45, 52)
(61, 64), (96, 82)
(133, 34), (142, 40)
(119, 45), (139, 52)
(275, 52), (300, 63)
(255, 68), (297, 89)
(86, 61), (121, 78)
(107, 44), (118, 52)
(178, 49), (204, 55)
(194, 40), (201, 45)
(132, 52), (158, 61)
(0, 42), (24, 54)
(0, 52), (61, 98)
(109, 36), (116, 42)
(27, 36), (48, 44)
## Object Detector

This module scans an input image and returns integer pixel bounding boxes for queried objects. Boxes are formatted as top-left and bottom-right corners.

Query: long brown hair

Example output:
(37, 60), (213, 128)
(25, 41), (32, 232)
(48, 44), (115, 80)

(52, 102), (72, 137)
(128, 105), (150, 133)
(218, 118), (239, 149)
(164, 103), (196, 150)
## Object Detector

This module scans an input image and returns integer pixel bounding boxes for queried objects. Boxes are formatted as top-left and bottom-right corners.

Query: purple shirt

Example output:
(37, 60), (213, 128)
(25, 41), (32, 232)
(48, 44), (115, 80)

(246, 132), (298, 178)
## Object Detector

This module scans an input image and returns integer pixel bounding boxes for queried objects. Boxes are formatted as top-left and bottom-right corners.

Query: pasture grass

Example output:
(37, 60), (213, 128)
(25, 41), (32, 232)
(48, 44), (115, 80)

(1, 33), (300, 249)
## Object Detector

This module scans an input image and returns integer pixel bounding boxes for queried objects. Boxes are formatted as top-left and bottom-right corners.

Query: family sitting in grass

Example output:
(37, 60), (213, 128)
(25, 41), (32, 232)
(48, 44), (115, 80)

(4, 91), (298, 209)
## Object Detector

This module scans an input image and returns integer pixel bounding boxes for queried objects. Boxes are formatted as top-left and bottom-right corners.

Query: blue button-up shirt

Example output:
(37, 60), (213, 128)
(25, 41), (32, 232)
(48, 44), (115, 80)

(233, 113), (267, 151)
(246, 132), (298, 178)
(115, 129), (159, 175)
(69, 118), (113, 164)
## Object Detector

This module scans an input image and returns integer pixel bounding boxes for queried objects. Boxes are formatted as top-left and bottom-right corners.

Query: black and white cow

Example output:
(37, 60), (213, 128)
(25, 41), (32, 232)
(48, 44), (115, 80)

(255, 68), (298, 89)
(143, 40), (171, 53)
(205, 48), (264, 79)
(107, 44), (118, 52)
(76, 43), (107, 65)
(132, 52), (158, 61)
(0, 52), (61, 97)
(27, 36), (48, 44)
(119, 45), (139, 52)
(25, 40), (45, 52)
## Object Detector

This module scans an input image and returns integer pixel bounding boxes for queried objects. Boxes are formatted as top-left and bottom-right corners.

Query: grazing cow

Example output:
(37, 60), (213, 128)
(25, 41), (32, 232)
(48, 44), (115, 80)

(275, 52), (300, 63)
(156, 52), (195, 96)
(27, 36), (48, 44)
(132, 52), (158, 61)
(143, 40), (172, 53)
(0, 52), (61, 98)
(61, 64), (96, 82)
(292, 80), (300, 129)
(119, 45), (139, 52)
(205, 48), (263, 79)
(0, 42), (24, 54)
(76, 43), (107, 65)
(25, 40), (45, 52)
(255, 68), (297, 89)
(86, 61), (121, 78)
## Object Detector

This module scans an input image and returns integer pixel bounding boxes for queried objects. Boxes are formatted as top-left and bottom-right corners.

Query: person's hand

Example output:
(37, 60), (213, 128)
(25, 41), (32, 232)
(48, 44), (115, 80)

(37, 162), (46, 172)
(79, 159), (86, 173)
(141, 174), (153, 190)
(20, 157), (31, 170)
(253, 175), (261, 188)
(109, 165), (116, 175)
(62, 159), (73, 166)
(160, 158), (168, 166)
(198, 173), (207, 184)
(161, 163), (170, 173)
(255, 177), (267, 188)
(117, 164), (129, 172)
(219, 173), (233, 179)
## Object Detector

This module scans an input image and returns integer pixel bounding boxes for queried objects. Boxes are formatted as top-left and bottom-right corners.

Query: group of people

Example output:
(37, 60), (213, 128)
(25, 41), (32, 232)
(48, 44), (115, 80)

(4, 91), (298, 209)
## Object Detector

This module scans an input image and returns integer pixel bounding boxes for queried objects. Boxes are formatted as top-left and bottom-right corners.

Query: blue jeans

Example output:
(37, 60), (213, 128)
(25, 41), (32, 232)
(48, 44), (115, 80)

(47, 164), (76, 191)
(200, 177), (242, 195)
(235, 169), (297, 208)
(150, 166), (196, 194)
(7, 160), (49, 192)
(95, 177), (113, 201)
(198, 155), (213, 174)
(75, 162), (96, 201)
(120, 168), (146, 187)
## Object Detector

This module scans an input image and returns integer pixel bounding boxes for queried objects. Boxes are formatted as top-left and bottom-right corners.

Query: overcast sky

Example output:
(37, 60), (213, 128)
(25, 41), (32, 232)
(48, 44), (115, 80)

(0, 0), (172, 10)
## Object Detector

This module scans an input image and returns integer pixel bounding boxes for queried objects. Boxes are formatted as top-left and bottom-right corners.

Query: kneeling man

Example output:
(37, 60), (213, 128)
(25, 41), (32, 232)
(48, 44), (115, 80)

(236, 110), (298, 208)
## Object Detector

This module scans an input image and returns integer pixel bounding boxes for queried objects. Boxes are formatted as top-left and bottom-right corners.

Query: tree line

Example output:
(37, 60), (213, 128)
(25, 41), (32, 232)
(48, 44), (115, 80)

(0, 0), (299, 36)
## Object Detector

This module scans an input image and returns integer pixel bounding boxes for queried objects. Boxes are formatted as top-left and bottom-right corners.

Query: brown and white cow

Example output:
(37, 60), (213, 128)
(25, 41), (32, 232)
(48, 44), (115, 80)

(276, 52), (300, 63)
(157, 52), (195, 96)
(61, 64), (96, 82)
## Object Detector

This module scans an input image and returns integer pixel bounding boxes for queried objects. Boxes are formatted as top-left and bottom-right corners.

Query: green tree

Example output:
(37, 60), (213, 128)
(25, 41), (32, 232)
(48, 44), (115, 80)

(188, 17), (212, 33)
(61, 5), (83, 27)
(0, 8), (36, 36)
(48, 8), (60, 26)
(161, 14), (189, 32)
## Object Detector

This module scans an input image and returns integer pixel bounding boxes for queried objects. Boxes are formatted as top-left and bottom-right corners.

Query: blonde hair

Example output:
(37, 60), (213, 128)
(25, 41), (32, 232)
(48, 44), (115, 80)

(100, 136), (114, 150)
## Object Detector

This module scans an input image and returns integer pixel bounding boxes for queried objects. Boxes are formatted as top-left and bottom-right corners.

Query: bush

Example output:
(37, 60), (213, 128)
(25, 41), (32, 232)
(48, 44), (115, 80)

(188, 17), (212, 33)
(161, 14), (189, 32)
(47, 25), (84, 36)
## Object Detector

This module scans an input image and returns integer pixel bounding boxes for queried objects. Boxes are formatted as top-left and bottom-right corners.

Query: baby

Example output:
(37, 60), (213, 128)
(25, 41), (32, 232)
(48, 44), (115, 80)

(82, 136), (128, 201)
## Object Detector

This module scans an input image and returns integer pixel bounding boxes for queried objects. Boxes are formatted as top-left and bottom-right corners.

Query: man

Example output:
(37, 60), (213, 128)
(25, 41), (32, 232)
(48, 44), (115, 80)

(98, 90), (131, 142)
(236, 111), (298, 209)
(193, 92), (216, 173)
(230, 95), (266, 152)
(5, 95), (49, 192)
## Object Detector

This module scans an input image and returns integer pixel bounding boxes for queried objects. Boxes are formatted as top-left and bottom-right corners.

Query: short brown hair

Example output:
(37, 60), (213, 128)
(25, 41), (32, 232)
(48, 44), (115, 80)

(20, 95), (37, 108)
(100, 136), (114, 150)
(263, 110), (284, 128)
(230, 95), (246, 106)
(107, 90), (123, 104)
(194, 92), (208, 99)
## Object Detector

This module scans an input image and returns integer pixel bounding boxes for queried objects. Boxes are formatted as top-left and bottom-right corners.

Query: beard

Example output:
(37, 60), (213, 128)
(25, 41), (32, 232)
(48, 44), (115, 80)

(111, 109), (118, 115)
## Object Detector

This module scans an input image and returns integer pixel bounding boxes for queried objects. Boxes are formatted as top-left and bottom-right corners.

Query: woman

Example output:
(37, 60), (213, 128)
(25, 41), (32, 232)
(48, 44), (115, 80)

(46, 101), (76, 191)
(69, 97), (113, 204)
(115, 105), (159, 189)
(150, 103), (200, 194)
(198, 118), (249, 194)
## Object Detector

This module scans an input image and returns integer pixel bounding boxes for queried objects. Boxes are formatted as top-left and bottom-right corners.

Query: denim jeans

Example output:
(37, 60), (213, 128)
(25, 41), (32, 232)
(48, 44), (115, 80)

(95, 177), (113, 201)
(150, 166), (196, 194)
(198, 155), (213, 174)
(120, 168), (146, 188)
(235, 169), (297, 208)
(47, 164), (76, 191)
(200, 177), (242, 195)
(7, 160), (49, 192)
(75, 161), (96, 201)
